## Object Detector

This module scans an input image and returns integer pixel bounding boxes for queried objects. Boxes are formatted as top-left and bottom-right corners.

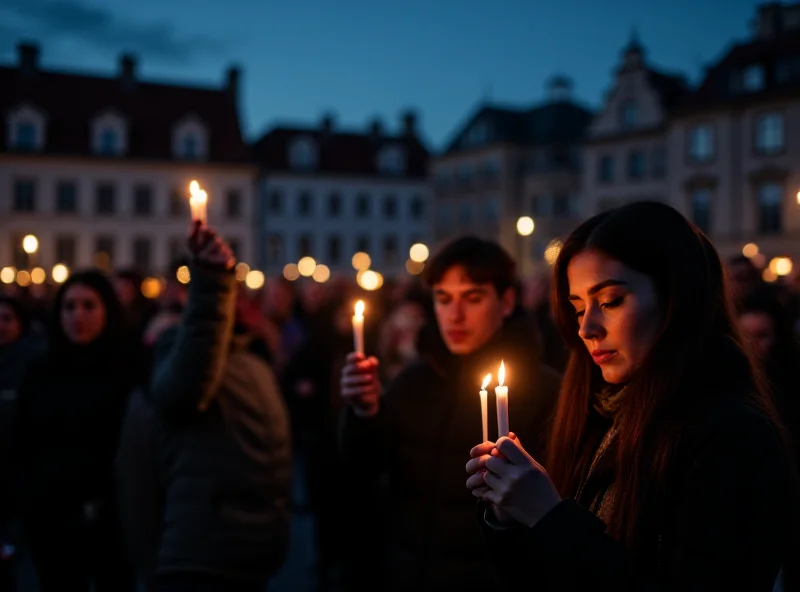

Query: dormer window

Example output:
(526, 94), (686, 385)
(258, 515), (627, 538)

(744, 65), (765, 92)
(377, 145), (406, 175)
(619, 100), (638, 129)
(91, 111), (127, 156)
(172, 115), (209, 161)
(288, 137), (318, 170)
(464, 121), (490, 148)
(7, 104), (45, 151)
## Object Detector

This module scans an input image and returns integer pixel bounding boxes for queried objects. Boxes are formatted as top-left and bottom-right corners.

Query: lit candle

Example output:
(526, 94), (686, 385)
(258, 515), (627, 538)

(480, 374), (491, 443)
(188, 180), (208, 226)
(495, 361), (509, 437)
(353, 300), (365, 355)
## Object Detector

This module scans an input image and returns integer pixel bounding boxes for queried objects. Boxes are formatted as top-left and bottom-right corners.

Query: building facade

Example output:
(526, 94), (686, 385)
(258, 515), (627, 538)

(253, 113), (431, 278)
(580, 36), (689, 217)
(0, 43), (256, 276)
(432, 77), (593, 276)
(668, 2), (800, 262)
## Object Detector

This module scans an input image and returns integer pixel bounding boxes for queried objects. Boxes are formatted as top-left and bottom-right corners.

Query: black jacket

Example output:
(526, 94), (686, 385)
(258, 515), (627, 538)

(145, 266), (292, 582)
(341, 317), (561, 591)
(480, 395), (793, 591)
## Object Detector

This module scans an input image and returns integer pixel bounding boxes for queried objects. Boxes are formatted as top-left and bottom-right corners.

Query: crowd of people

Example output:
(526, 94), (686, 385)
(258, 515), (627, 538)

(0, 202), (797, 591)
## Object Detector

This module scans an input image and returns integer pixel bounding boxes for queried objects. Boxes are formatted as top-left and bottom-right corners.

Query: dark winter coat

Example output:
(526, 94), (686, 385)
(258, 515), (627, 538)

(145, 266), (292, 582)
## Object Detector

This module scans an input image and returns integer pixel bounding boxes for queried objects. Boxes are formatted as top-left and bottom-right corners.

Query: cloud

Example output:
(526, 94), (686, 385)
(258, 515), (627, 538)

(0, 0), (227, 62)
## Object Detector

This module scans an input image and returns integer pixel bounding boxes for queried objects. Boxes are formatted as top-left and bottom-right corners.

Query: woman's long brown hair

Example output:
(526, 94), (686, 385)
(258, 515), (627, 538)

(546, 201), (793, 547)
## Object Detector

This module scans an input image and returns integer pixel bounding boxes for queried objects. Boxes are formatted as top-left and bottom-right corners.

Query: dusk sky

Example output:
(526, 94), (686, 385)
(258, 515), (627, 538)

(0, 0), (768, 149)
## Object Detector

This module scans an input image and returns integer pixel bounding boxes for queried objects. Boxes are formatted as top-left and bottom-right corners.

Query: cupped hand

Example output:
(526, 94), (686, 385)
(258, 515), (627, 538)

(478, 436), (562, 528)
(340, 352), (381, 418)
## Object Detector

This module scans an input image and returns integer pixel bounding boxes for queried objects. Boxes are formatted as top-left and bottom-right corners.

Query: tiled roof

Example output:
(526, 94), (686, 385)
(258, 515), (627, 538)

(677, 33), (800, 114)
(0, 52), (249, 163)
(443, 100), (593, 154)
(252, 124), (429, 178)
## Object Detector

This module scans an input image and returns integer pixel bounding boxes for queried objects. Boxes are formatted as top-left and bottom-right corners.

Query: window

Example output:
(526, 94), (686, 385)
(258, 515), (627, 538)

(266, 234), (283, 265)
(226, 189), (242, 219)
(356, 235), (370, 253)
(10, 235), (27, 269)
(95, 183), (116, 215)
(298, 191), (313, 217)
(377, 146), (406, 174)
(755, 113), (785, 154)
(437, 204), (452, 226)
(619, 100), (638, 129)
(95, 236), (115, 267)
(691, 189), (712, 234)
(743, 65), (765, 92)
(98, 128), (119, 156)
(288, 137), (318, 170)
(298, 235), (312, 258)
(133, 238), (152, 271)
(688, 125), (714, 162)
(553, 194), (570, 218)
(627, 151), (646, 180)
(356, 193), (370, 218)
(13, 122), (36, 150)
(757, 183), (783, 235)
(383, 195), (397, 219)
(170, 187), (185, 217)
(133, 185), (153, 216)
(169, 238), (185, 263)
(13, 179), (36, 212)
(651, 145), (666, 178)
(530, 195), (542, 216)
(459, 203), (473, 226)
(383, 236), (398, 265)
(328, 193), (342, 217)
(598, 156), (614, 183)
(328, 236), (341, 264)
(56, 181), (77, 214)
(55, 236), (77, 266)
(268, 190), (283, 215)
(181, 134), (199, 160)
(410, 196), (425, 220)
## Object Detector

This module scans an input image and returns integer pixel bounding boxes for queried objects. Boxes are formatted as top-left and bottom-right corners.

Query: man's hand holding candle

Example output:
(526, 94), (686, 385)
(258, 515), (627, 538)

(465, 435), (561, 528)
(188, 221), (235, 271)
(340, 352), (381, 418)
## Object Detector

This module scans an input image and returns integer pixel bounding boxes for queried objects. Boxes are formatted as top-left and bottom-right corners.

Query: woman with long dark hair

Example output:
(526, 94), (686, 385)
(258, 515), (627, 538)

(466, 201), (795, 590)
(16, 271), (137, 592)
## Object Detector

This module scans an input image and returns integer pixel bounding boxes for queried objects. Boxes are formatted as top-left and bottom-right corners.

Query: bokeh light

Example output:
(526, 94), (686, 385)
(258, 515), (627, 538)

(245, 270), (265, 290)
(30, 267), (46, 285)
(16, 270), (32, 287)
(298, 256), (317, 277)
(516, 216), (535, 236)
(22, 235), (39, 254)
(544, 239), (563, 266)
(283, 263), (300, 281)
(312, 264), (331, 283)
(52, 264), (69, 283)
(405, 259), (425, 275)
(742, 243), (759, 259)
(176, 265), (191, 284)
(0, 267), (16, 284)
(235, 262), (250, 282)
(409, 243), (429, 263)
(358, 270), (380, 291)
(141, 277), (163, 299)
(351, 252), (371, 271)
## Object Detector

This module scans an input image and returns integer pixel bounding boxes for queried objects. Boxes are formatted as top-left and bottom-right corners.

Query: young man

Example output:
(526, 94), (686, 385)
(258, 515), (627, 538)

(340, 237), (561, 592)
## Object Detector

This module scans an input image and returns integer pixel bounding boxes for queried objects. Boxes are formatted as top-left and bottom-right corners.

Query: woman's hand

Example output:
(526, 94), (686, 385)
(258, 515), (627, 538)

(469, 436), (562, 528)
(465, 434), (518, 524)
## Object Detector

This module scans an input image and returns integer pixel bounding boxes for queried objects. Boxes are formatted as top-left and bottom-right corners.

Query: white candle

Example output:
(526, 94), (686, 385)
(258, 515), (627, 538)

(480, 373), (491, 442)
(495, 361), (509, 437)
(353, 300), (365, 355)
(188, 180), (208, 226)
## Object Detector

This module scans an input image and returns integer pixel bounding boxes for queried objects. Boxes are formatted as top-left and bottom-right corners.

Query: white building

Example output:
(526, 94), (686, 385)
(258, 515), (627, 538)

(0, 43), (256, 275)
(253, 113), (431, 278)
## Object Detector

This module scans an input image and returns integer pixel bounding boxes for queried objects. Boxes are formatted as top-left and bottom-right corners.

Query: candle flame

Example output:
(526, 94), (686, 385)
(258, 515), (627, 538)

(355, 300), (365, 318)
(481, 374), (492, 390)
(498, 361), (505, 386)
(189, 180), (200, 195)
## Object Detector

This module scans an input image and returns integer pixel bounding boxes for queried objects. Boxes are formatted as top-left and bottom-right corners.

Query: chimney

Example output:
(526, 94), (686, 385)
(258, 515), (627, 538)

(17, 42), (40, 76)
(119, 53), (137, 90)
(547, 75), (573, 103)
(225, 65), (240, 99)
(368, 117), (383, 139)
(320, 112), (335, 133)
(401, 110), (417, 136)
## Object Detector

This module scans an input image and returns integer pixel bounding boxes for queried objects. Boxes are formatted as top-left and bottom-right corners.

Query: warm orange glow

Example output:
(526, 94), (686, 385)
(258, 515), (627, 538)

(354, 300), (365, 319)
(498, 361), (505, 386)
(481, 374), (492, 390)
(189, 180), (200, 195)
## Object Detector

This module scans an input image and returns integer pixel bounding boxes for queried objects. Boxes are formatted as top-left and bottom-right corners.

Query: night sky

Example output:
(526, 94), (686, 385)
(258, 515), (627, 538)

(0, 0), (767, 148)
